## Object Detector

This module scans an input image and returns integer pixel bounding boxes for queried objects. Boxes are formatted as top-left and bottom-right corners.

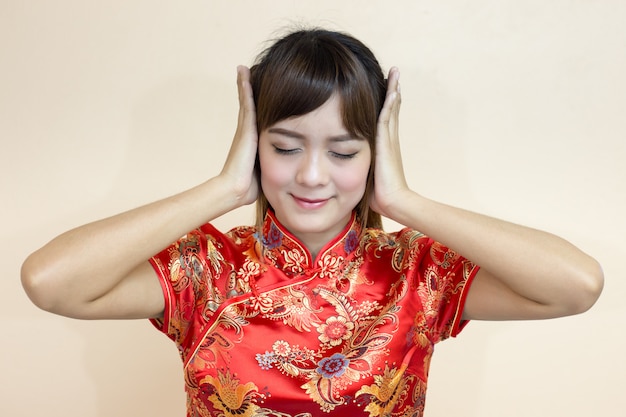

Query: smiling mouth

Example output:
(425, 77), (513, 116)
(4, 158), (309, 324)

(295, 197), (327, 203)
(292, 195), (330, 209)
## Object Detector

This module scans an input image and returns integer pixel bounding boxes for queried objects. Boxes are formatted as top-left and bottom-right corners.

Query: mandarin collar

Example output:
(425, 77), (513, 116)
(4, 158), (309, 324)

(259, 210), (362, 275)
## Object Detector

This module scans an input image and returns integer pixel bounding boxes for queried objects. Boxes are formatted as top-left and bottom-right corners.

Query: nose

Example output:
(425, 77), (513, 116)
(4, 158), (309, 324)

(295, 152), (329, 187)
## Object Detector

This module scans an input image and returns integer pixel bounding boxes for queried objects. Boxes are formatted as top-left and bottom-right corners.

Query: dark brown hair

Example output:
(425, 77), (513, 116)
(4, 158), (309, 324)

(250, 28), (386, 230)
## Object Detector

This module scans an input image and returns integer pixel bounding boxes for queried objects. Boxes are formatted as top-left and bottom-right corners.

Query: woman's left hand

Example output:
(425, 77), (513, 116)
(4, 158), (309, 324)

(370, 67), (411, 220)
(368, 68), (603, 321)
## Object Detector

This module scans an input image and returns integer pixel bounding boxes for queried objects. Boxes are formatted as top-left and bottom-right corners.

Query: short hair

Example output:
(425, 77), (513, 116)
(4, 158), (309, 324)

(250, 28), (386, 231)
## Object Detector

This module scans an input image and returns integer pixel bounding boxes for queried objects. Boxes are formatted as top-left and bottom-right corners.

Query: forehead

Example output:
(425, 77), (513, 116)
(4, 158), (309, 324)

(268, 94), (349, 136)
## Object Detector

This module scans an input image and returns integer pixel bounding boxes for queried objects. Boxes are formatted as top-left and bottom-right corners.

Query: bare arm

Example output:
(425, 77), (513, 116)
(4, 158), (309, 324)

(385, 193), (603, 320)
(21, 66), (259, 320)
(371, 68), (604, 321)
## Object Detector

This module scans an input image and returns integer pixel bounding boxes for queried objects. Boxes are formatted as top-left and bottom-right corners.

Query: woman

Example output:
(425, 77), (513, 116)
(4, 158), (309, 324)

(21, 28), (603, 416)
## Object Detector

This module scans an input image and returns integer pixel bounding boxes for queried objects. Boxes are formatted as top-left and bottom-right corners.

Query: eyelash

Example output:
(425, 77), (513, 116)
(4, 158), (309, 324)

(273, 146), (356, 160)
(330, 151), (357, 160)
(273, 147), (298, 155)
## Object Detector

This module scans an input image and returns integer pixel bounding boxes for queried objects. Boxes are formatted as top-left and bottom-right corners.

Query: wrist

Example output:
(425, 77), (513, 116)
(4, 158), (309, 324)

(379, 189), (428, 229)
(208, 173), (257, 211)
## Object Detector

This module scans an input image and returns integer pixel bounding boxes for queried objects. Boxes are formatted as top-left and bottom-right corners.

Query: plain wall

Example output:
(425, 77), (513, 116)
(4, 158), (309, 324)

(2, 1), (624, 416)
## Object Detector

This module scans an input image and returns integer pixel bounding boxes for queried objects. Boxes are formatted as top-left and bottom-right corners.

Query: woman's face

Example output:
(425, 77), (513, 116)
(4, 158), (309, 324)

(258, 93), (371, 254)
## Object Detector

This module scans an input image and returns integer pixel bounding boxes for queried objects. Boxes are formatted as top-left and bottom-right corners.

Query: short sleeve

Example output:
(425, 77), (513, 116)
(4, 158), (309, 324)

(148, 223), (229, 350)
(408, 233), (480, 343)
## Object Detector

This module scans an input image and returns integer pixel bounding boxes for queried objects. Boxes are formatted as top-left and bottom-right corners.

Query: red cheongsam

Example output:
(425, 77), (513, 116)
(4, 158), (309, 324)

(149, 210), (479, 416)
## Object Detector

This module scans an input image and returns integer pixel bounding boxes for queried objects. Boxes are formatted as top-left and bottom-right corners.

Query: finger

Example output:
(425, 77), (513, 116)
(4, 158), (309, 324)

(237, 66), (253, 106)
(379, 68), (401, 135)
(388, 69), (401, 139)
(224, 67), (258, 176)
(235, 66), (257, 135)
(387, 66), (401, 95)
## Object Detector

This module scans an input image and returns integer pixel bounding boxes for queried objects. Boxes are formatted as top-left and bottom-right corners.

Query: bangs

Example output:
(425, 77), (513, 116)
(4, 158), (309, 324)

(251, 28), (385, 231)
(253, 48), (336, 128)
(250, 29), (384, 140)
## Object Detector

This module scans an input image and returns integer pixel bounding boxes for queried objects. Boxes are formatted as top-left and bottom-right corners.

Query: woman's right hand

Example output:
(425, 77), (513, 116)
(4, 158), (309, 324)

(21, 66), (262, 321)
(219, 65), (259, 207)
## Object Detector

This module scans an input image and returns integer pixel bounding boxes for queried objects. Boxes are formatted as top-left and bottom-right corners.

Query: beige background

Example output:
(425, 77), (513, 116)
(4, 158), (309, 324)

(2, 1), (624, 416)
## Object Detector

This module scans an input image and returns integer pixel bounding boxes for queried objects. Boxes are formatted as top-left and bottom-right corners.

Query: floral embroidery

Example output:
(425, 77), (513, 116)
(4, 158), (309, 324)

(272, 340), (291, 357)
(245, 286), (323, 331)
(355, 363), (415, 417)
(317, 315), (355, 346)
(178, 234), (202, 278)
(356, 300), (381, 317)
(237, 259), (261, 285)
(316, 353), (349, 378)
(430, 241), (460, 269)
(150, 210), (478, 417)
(255, 286), (398, 412)
(256, 351), (277, 370)
(202, 370), (262, 417)
(317, 253), (343, 279)
(250, 293), (274, 314)
(344, 230), (359, 253)
(407, 312), (432, 349)
(256, 343), (317, 378)
(263, 222), (283, 249)
(281, 248), (306, 275)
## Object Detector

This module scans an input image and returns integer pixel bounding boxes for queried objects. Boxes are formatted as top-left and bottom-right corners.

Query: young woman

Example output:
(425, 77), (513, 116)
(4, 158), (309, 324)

(21, 29), (603, 417)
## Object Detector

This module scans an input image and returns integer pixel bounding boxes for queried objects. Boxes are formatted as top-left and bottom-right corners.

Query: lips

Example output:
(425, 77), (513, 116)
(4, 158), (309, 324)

(291, 195), (330, 209)
(295, 196), (327, 203)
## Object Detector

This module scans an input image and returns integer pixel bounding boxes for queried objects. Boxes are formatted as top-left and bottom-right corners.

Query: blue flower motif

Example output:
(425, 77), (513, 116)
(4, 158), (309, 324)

(262, 223), (283, 249)
(344, 230), (359, 253)
(316, 353), (349, 378)
(256, 351), (277, 370)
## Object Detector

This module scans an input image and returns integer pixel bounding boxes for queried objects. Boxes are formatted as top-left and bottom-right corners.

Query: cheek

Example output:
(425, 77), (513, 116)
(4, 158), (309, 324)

(337, 158), (371, 193)
(258, 144), (288, 190)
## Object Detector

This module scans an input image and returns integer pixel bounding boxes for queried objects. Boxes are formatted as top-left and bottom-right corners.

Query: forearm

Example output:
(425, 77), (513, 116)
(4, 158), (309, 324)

(372, 68), (601, 319)
(388, 190), (603, 312)
(21, 175), (241, 311)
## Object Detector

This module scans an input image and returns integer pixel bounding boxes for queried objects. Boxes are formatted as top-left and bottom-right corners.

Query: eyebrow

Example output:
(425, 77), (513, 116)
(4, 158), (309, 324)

(266, 127), (362, 142)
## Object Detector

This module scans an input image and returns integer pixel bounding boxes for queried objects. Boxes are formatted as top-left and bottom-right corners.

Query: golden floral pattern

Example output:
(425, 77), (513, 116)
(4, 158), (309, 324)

(202, 370), (262, 417)
(149, 210), (479, 416)
(355, 363), (416, 416)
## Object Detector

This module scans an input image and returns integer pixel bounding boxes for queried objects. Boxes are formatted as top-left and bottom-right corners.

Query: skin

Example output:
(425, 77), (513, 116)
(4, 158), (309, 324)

(258, 93), (372, 258)
(21, 65), (604, 322)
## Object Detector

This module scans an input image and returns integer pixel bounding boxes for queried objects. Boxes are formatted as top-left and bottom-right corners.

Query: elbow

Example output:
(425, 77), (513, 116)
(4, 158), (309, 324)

(568, 258), (604, 316)
(21, 252), (64, 314)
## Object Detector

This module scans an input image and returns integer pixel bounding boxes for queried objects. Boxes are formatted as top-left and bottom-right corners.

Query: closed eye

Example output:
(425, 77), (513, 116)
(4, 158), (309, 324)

(330, 151), (357, 160)
(273, 146), (299, 155)
(272, 145), (357, 159)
